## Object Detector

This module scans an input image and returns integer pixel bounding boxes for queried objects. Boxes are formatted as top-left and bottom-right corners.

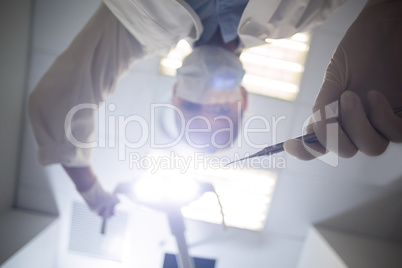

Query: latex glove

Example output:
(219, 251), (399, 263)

(285, 0), (402, 160)
(79, 181), (119, 218)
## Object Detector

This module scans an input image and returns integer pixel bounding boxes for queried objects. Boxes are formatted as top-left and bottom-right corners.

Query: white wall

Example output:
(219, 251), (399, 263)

(0, 210), (58, 266)
(319, 190), (402, 242)
(0, 0), (32, 213)
(318, 226), (402, 268)
(298, 226), (402, 268)
(297, 227), (347, 268)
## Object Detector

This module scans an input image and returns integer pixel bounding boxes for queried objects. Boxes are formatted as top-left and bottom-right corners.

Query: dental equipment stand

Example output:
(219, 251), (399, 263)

(167, 209), (195, 268)
(102, 181), (221, 268)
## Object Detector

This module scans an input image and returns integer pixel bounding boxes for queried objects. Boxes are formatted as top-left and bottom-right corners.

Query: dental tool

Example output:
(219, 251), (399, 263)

(225, 132), (317, 166)
(226, 106), (402, 166)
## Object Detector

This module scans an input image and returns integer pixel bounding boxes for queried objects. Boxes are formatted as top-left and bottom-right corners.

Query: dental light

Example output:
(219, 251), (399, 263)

(133, 177), (200, 207)
(110, 176), (222, 268)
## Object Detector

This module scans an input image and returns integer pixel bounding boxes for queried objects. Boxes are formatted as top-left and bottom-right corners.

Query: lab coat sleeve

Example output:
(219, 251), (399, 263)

(28, 3), (146, 167)
(293, 0), (348, 32)
(239, 0), (348, 47)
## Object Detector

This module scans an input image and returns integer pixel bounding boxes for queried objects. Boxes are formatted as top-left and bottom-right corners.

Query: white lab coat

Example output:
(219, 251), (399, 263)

(29, 0), (347, 166)
(103, 0), (346, 53)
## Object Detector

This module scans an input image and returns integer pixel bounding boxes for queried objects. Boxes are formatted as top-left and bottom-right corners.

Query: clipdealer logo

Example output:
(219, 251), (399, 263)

(63, 101), (294, 169)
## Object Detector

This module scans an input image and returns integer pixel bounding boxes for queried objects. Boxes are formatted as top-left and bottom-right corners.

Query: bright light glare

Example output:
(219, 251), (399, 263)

(182, 167), (277, 231)
(240, 53), (304, 72)
(242, 32), (310, 101)
(181, 192), (223, 224)
(224, 215), (264, 230)
(134, 178), (199, 206)
(264, 38), (309, 51)
(160, 58), (183, 69)
(291, 33), (310, 42)
(140, 150), (278, 231)
(159, 39), (192, 76)
(243, 74), (299, 93)
(176, 39), (192, 50)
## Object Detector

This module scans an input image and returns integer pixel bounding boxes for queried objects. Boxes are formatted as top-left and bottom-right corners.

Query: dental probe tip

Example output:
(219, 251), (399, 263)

(224, 157), (251, 166)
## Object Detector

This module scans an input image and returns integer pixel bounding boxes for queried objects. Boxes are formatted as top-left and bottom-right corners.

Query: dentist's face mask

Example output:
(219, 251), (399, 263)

(172, 45), (247, 153)
(175, 45), (245, 105)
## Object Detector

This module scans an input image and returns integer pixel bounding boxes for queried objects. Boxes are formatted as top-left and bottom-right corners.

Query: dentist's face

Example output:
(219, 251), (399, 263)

(172, 43), (247, 152)
(172, 86), (247, 153)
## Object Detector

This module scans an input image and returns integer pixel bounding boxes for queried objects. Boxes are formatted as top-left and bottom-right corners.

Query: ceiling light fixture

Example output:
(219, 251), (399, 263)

(159, 33), (311, 102)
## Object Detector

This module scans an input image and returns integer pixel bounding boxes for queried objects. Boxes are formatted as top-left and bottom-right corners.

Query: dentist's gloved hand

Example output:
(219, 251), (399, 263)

(79, 181), (120, 218)
(284, 0), (402, 160)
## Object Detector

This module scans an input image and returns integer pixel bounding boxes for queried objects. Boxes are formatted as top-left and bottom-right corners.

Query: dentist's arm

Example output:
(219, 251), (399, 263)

(63, 165), (119, 218)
